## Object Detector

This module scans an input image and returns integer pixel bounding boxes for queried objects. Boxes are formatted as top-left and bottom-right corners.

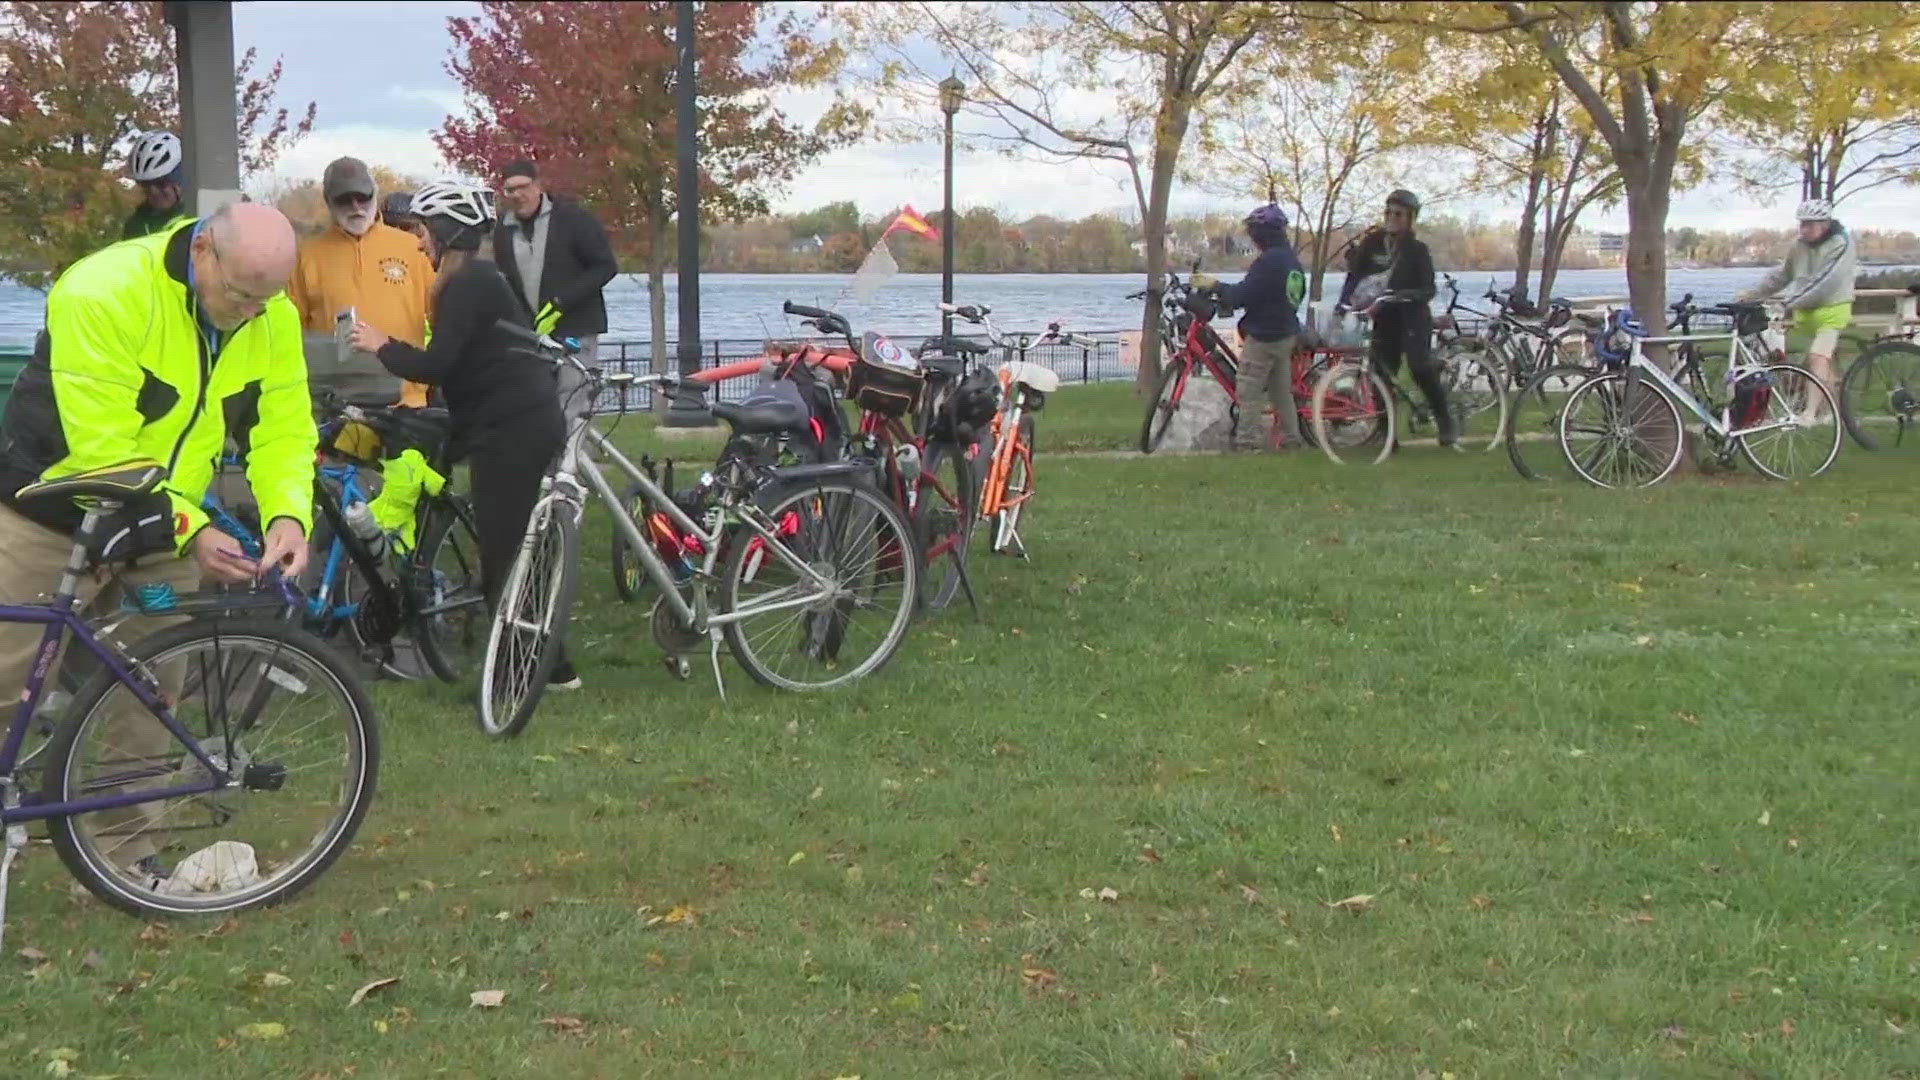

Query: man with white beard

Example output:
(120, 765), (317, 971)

(288, 156), (434, 407)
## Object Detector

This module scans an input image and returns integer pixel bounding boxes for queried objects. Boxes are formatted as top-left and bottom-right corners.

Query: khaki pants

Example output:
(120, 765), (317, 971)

(0, 503), (201, 868)
(1236, 336), (1303, 449)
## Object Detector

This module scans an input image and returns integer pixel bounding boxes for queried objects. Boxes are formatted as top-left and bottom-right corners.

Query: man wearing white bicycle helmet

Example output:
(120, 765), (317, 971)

(122, 131), (189, 240)
(348, 179), (577, 690)
(1739, 197), (1855, 405)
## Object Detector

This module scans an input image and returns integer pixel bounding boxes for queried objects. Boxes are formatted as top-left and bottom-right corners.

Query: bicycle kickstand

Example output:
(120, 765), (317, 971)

(707, 627), (729, 705)
(0, 796), (25, 954)
(954, 557), (982, 618)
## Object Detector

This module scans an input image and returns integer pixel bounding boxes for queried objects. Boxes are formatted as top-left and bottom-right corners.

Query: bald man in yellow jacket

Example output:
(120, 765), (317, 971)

(289, 157), (433, 406)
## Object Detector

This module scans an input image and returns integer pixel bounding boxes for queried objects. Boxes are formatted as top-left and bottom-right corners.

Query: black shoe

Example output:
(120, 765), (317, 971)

(1436, 410), (1460, 449)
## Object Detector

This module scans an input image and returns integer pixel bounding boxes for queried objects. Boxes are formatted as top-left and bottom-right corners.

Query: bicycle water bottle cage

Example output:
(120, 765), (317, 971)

(128, 582), (179, 615)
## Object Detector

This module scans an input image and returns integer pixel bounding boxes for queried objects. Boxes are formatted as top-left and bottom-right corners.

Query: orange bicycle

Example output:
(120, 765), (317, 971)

(940, 303), (1081, 559)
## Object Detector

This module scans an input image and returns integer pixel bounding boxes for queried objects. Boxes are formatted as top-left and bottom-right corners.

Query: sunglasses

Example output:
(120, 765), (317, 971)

(330, 192), (374, 209)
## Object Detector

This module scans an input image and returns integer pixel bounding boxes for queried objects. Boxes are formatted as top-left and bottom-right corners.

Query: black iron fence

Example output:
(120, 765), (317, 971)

(591, 330), (1136, 412)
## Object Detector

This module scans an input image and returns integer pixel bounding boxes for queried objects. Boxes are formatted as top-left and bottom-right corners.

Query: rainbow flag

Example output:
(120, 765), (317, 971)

(882, 205), (941, 241)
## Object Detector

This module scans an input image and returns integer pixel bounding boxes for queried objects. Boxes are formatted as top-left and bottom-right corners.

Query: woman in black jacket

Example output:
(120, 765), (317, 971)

(1336, 189), (1455, 448)
(349, 179), (579, 690)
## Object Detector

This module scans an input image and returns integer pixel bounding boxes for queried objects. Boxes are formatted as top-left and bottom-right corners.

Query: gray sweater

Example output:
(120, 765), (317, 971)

(1743, 222), (1855, 311)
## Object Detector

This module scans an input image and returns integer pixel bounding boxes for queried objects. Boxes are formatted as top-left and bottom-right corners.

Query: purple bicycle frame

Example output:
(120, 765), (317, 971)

(0, 601), (231, 823)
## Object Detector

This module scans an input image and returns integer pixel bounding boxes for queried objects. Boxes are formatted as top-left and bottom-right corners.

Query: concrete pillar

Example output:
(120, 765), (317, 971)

(164, 1), (243, 216)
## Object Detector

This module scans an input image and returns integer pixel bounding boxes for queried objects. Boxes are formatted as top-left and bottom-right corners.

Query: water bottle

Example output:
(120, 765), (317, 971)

(342, 501), (387, 559)
(893, 442), (921, 485)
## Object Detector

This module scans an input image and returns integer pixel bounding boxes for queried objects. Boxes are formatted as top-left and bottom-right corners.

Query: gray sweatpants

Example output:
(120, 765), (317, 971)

(1235, 335), (1302, 449)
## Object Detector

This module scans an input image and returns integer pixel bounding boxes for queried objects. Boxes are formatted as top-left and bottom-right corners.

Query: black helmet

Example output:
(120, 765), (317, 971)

(1386, 189), (1421, 217)
(381, 190), (417, 227)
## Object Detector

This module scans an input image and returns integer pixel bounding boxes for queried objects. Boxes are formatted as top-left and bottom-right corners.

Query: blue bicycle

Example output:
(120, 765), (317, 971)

(0, 459), (377, 926)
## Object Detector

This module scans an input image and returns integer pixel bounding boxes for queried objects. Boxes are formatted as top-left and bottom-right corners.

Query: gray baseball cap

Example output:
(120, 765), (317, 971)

(322, 156), (376, 201)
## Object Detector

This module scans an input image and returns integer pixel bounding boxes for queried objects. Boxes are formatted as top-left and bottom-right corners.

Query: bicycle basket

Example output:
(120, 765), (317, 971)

(847, 332), (925, 418)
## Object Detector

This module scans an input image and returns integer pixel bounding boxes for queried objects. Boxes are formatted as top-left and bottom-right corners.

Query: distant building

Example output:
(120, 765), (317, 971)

(789, 234), (824, 254)
(1571, 231), (1626, 266)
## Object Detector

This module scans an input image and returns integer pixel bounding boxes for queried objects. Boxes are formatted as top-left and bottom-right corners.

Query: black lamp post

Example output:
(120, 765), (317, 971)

(938, 74), (964, 342)
(665, 0), (707, 426)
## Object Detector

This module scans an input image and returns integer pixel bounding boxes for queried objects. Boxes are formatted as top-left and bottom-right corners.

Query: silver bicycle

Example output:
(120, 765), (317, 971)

(476, 326), (921, 738)
(1555, 302), (1842, 488)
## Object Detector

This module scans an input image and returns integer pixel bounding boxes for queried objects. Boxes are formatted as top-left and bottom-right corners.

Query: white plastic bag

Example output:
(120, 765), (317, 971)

(159, 841), (260, 895)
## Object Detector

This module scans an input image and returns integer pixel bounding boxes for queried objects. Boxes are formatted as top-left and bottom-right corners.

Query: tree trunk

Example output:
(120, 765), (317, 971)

(1513, 175), (1542, 301)
(1134, 95), (1191, 394)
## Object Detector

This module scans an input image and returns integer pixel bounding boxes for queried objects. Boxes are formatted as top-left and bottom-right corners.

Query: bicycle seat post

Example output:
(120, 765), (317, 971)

(55, 500), (117, 608)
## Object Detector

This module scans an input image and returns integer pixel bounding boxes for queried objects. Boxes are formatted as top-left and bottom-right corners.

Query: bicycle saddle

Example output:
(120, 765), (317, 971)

(18, 459), (168, 502)
(711, 390), (809, 436)
(918, 335), (990, 357)
(997, 360), (1060, 394)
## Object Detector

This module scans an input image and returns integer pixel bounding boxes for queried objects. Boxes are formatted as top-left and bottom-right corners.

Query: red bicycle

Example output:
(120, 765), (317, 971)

(1137, 272), (1356, 453)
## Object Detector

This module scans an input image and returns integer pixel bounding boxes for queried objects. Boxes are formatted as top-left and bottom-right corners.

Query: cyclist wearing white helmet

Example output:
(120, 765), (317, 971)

(1738, 197), (1856, 402)
(347, 178), (577, 690)
(122, 131), (188, 240)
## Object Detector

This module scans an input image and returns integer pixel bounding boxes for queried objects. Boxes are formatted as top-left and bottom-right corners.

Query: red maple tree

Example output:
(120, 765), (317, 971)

(435, 1), (865, 364)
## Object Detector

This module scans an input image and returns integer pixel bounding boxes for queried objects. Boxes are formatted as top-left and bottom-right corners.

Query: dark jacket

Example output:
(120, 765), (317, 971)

(122, 201), (188, 241)
(376, 259), (559, 437)
(1215, 241), (1306, 342)
(1338, 228), (1436, 314)
(492, 195), (619, 339)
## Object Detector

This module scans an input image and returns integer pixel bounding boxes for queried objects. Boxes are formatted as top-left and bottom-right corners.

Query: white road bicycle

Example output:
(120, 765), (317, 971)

(1554, 301), (1842, 488)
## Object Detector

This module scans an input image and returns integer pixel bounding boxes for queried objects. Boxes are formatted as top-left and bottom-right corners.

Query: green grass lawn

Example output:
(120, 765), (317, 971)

(5, 392), (1919, 1078)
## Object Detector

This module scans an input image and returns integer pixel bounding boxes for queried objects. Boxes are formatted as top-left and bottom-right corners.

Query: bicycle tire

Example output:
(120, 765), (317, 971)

(42, 618), (379, 918)
(722, 476), (919, 691)
(1438, 348), (1510, 452)
(1311, 360), (1395, 465)
(1139, 360), (1200, 454)
(476, 494), (580, 739)
(915, 438), (980, 611)
(1506, 363), (1597, 480)
(990, 415), (1036, 557)
(1557, 371), (1686, 488)
(1735, 364), (1842, 480)
(413, 495), (486, 683)
(610, 483), (652, 602)
(1839, 339), (1920, 451)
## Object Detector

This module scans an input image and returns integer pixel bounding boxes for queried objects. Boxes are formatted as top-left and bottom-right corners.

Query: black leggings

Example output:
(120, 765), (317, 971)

(1369, 305), (1449, 417)
(465, 404), (569, 673)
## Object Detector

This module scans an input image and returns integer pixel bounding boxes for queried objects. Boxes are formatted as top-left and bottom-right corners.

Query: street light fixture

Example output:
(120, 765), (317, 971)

(938, 74), (964, 342)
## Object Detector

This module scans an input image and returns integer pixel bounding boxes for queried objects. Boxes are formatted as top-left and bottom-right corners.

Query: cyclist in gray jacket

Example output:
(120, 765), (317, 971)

(1738, 198), (1855, 401)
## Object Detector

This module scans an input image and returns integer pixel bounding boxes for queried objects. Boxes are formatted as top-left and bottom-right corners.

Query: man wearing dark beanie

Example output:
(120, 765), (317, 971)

(493, 159), (618, 420)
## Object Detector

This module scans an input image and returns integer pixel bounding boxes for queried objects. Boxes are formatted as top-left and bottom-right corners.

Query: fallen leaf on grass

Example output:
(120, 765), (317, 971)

(1780, 1018), (1794, 1040)
(1758, 810), (1771, 827)
(1139, 846), (1161, 864)
(787, 851), (807, 866)
(1329, 824), (1344, 843)
(80, 950), (103, 971)
(1468, 895), (1492, 911)
(1660, 1022), (1686, 1040)
(1615, 581), (1644, 594)
(235, 1022), (286, 1041)
(136, 924), (171, 946)
(43, 1049), (78, 1078)
(17, 946), (49, 964)
(1326, 893), (1376, 915)
(1240, 884), (1261, 905)
(1019, 956), (1056, 992)
(349, 977), (400, 1007)
(539, 1015), (588, 1035)
(259, 972), (292, 988)
(470, 989), (507, 1009)
(1098, 887), (1118, 902)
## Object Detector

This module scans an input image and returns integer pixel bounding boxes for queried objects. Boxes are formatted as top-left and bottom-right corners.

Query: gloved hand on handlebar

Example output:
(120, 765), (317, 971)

(535, 301), (563, 336)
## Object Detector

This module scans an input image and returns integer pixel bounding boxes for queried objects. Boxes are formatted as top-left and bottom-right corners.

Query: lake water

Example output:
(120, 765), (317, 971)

(3, 267), (1910, 352)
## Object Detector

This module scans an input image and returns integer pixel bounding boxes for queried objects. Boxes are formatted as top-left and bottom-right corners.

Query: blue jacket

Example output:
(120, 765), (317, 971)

(1217, 241), (1306, 342)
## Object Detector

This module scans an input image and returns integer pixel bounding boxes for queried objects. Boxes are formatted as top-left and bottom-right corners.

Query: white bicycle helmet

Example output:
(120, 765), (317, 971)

(410, 179), (495, 252)
(128, 131), (183, 182)
(1795, 198), (1834, 222)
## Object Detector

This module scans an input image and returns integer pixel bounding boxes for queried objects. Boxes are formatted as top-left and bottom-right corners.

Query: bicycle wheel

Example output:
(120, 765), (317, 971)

(609, 483), (652, 602)
(42, 618), (378, 918)
(721, 477), (918, 691)
(1506, 363), (1595, 480)
(1556, 371), (1686, 488)
(915, 438), (980, 611)
(1439, 348), (1509, 451)
(990, 415), (1036, 557)
(1140, 360), (1202, 454)
(413, 495), (486, 683)
(1839, 340), (1920, 451)
(1311, 360), (1395, 465)
(476, 493), (579, 739)
(1736, 364), (1842, 480)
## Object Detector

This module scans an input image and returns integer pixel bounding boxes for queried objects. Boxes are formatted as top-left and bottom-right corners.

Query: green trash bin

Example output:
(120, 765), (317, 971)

(0, 349), (28, 415)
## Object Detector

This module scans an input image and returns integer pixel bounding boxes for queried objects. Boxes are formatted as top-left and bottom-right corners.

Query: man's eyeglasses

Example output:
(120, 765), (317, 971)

(330, 192), (374, 209)
(502, 180), (537, 197)
(209, 245), (279, 308)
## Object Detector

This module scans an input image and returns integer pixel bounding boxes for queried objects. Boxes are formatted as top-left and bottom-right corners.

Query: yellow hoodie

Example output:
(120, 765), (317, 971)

(290, 221), (434, 406)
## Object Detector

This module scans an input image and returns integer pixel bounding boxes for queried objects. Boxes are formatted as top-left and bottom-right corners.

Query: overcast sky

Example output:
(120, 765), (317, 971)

(235, 1), (1914, 234)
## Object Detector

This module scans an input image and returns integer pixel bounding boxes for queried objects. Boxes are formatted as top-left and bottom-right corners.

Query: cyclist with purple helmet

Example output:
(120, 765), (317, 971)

(1193, 203), (1308, 451)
